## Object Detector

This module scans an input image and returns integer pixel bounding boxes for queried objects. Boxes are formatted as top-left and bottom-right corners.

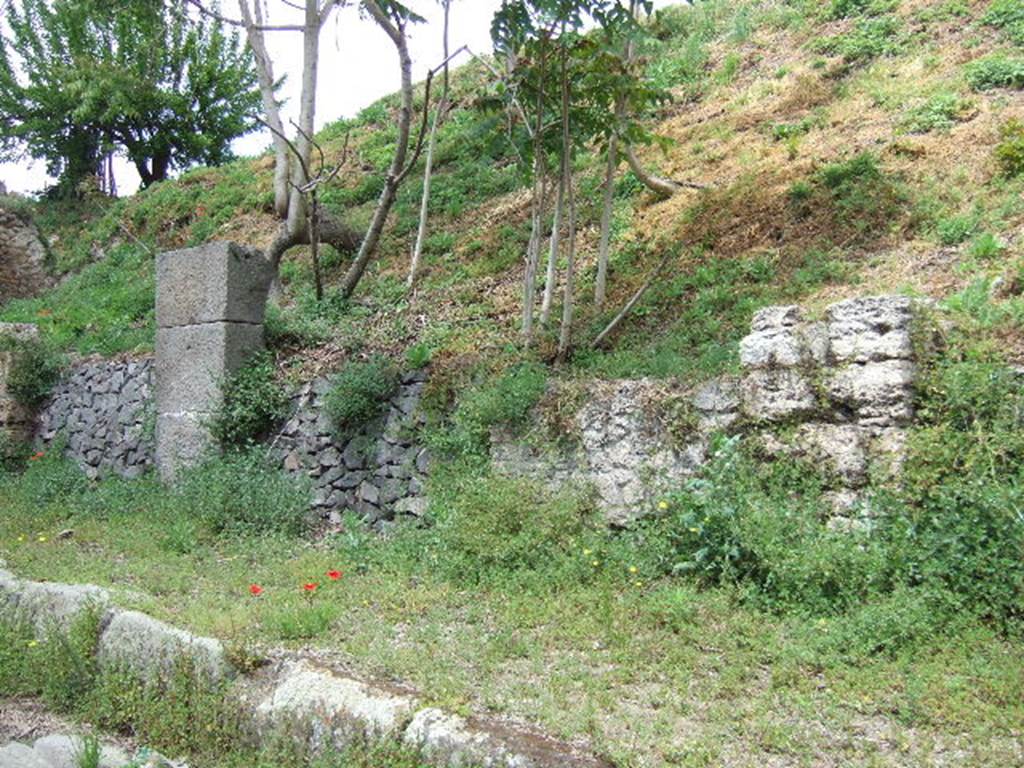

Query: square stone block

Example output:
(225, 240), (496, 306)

(156, 242), (274, 328)
(826, 360), (915, 426)
(740, 368), (817, 423)
(155, 413), (213, 481)
(155, 322), (264, 414)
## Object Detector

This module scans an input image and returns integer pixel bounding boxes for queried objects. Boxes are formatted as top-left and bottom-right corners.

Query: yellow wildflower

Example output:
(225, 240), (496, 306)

(688, 527), (699, 534)
(635, 581), (644, 588)
(17, 535), (25, 543)
(37, 535), (47, 543)
(591, 560), (600, 567)
(583, 548), (592, 556)
(657, 500), (669, 511)
(628, 566), (638, 574)
(27, 640), (38, 648)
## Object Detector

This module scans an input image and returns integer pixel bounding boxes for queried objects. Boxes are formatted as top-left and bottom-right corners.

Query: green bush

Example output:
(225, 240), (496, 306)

(983, 0), (1024, 44)
(173, 450), (311, 537)
(826, 0), (898, 20)
(0, 333), (62, 408)
(965, 54), (1024, 91)
(430, 471), (596, 582)
(815, 16), (903, 63)
(433, 362), (549, 459)
(899, 92), (971, 134)
(805, 152), (905, 232)
(935, 213), (977, 246)
(995, 118), (1024, 178)
(210, 352), (289, 448)
(323, 356), (399, 441)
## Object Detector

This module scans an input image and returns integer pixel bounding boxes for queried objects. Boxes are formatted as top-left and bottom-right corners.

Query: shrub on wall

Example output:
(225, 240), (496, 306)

(323, 356), (399, 441)
(0, 334), (61, 408)
(995, 118), (1024, 178)
(209, 351), (289, 449)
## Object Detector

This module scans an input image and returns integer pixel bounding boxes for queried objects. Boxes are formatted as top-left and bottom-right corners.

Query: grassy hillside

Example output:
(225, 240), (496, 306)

(3, 0), (1022, 382)
(2, 1), (1024, 766)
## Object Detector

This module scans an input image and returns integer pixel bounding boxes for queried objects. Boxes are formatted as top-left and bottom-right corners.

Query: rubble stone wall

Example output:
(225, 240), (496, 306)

(493, 295), (923, 526)
(35, 359), (154, 479)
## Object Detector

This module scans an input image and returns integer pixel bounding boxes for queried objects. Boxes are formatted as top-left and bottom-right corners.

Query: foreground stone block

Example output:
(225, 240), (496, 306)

(32, 735), (130, 768)
(253, 661), (419, 750)
(156, 242), (274, 327)
(98, 609), (232, 682)
(155, 322), (265, 414)
(0, 743), (50, 768)
(9, 581), (109, 634)
(740, 368), (818, 423)
(827, 295), (914, 363)
(826, 360), (916, 426)
(404, 708), (612, 768)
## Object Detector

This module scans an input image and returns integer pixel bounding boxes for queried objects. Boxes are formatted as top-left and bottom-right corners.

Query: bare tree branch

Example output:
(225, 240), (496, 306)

(185, 0), (305, 31)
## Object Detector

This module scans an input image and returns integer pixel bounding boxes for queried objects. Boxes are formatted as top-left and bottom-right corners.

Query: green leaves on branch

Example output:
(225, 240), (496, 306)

(0, 0), (261, 194)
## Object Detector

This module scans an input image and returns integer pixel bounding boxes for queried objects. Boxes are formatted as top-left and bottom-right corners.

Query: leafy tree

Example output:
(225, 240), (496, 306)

(0, 0), (261, 192)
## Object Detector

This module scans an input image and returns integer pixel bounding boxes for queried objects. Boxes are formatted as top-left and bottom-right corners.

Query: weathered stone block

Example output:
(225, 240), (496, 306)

(740, 368), (817, 422)
(156, 242), (273, 328)
(155, 413), (213, 481)
(827, 295), (914, 363)
(254, 660), (418, 746)
(826, 360), (915, 426)
(98, 609), (232, 682)
(155, 322), (264, 414)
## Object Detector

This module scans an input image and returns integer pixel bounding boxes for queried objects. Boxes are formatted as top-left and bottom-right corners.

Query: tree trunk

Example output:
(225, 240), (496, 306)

(341, 1), (413, 299)
(285, 0), (321, 239)
(408, 0), (451, 290)
(591, 250), (672, 350)
(595, 133), (618, 310)
(556, 42), (575, 364)
(539, 172), (564, 328)
(623, 144), (689, 198)
(238, 0), (290, 218)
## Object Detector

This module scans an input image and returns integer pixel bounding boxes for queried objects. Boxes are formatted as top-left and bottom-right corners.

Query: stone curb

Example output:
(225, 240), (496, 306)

(0, 568), (611, 768)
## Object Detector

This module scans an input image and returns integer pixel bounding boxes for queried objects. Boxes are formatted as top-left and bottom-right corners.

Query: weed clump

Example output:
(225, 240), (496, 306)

(983, 0), (1024, 44)
(899, 92), (971, 134)
(0, 333), (62, 408)
(965, 53), (1024, 91)
(323, 356), (399, 441)
(211, 351), (289, 449)
(995, 118), (1024, 178)
(814, 16), (903, 63)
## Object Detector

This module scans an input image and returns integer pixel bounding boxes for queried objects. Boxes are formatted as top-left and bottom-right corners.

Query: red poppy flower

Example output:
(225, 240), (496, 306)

(327, 570), (342, 581)
(29, 451), (45, 462)
(303, 583), (318, 593)
(249, 584), (263, 596)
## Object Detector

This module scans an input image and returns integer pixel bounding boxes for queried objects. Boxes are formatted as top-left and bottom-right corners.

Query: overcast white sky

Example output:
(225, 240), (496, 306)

(0, 0), (680, 196)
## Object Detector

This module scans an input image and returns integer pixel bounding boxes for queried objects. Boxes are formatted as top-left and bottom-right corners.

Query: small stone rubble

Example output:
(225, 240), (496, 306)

(35, 359), (154, 479)
(272, 370), (431, 525)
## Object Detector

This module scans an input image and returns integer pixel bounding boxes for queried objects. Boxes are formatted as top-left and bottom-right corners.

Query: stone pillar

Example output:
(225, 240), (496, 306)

(0, 323), (40, 446)
(155, 242), (273, 481)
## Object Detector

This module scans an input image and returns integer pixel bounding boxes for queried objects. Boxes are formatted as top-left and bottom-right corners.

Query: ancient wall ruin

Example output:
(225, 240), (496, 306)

(0, 203), (50, 305)
(493, 295), (923, 526)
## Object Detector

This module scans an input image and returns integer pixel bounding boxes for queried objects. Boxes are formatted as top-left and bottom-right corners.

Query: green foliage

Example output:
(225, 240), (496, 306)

(983, 0), (1024, 44)
(935, 212), (978, 245)
(323, 357), (399, 441)
(826, 0), (898, 20)
(791, 152), (905, 235)
(210, 352), (289, 449)
(429, 471), (596, 583)
(995, 118), (1024, 178)
(969, 232), (1006, 260)
(405, 343), (433, 369)
(432, 362), (548, 459)
(0, 243), (154, 356)
(0, 333), (62, 408)
(899, 92), (971, 134)
(814, 16), (903, 63)
(173, 451), (311, 538)
(965, 53), (1024, 91)
(0, 0), (260, 192)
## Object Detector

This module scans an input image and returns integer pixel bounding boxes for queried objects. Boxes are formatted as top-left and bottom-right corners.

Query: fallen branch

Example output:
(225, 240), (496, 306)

(590, 250), (674, 350)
